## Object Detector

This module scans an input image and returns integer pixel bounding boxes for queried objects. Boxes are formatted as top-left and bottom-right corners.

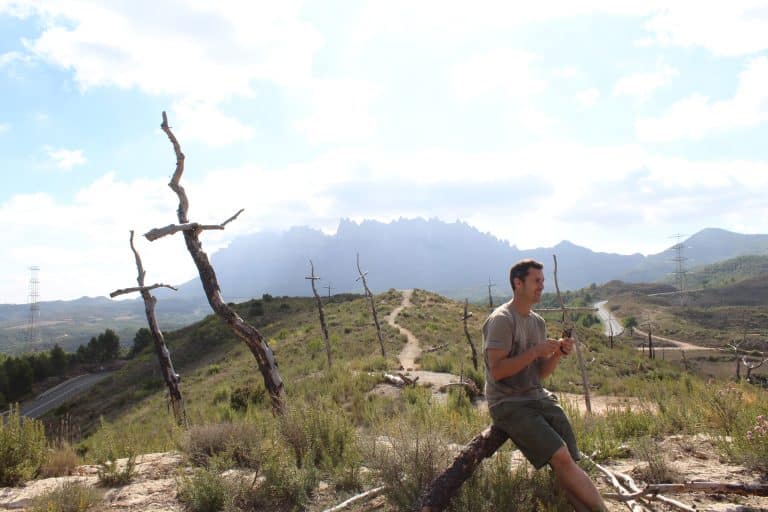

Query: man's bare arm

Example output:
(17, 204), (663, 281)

(487, 339), (560, 381)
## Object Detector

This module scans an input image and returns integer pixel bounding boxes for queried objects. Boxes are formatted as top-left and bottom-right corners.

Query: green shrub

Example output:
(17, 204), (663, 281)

(97, 451), (136, 487)
(0, 405), (46, 486)
(29, 482), (102, 512)
(177, 468), (228, 512)
(632, 436), (679, 483)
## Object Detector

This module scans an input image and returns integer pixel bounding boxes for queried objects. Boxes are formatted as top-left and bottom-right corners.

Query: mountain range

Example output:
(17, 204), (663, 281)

(169, 218), (768, 301)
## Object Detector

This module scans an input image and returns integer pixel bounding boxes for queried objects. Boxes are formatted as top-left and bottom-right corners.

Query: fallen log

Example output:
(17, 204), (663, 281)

(611, 480), (768, 499)
(416, 425), (509, 511)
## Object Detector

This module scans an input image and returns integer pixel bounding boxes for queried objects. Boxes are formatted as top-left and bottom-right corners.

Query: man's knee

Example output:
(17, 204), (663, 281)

(548, 444), (575, 470)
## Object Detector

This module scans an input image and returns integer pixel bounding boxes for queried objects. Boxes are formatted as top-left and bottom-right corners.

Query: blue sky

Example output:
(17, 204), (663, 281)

(1, 1), (768, 303)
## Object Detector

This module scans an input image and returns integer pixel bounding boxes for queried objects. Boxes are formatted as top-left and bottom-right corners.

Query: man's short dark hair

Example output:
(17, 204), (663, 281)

(509, 259), (544, 292)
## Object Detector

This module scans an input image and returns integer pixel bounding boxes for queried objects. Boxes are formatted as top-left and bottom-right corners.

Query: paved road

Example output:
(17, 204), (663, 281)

(14, 372), (113, 419)
(594, 301), (624, 337)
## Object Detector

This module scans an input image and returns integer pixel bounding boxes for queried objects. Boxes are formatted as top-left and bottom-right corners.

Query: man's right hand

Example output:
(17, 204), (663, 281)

(537, 339), (561, 358)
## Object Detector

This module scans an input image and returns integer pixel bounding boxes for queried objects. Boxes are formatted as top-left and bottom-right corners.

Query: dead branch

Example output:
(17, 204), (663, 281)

(109, 231), (186, 426)
(323, 486), (387, 512)
(462, 299), (479, 371)
(356, 252), (387, 357)
(397, 372), (419, 386)
(587, 457), (649, 511)
(610, 469), (696, 511)
(611, 481), (768, 499)
(306, 260), (332, 369)
(383, 373), (406, 387)
(144, 209), (243, 241)
(423, 343), (448, 353)
(154, 111), (285, 414)
(553, 254), (592, 414)
(438, 380), (482, 399)
(417, 425), (509, 511)
(109, 283), (178, 298)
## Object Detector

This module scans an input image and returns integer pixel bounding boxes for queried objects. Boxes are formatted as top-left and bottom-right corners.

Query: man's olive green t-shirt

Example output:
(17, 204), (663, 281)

(482, 303), (548, 408)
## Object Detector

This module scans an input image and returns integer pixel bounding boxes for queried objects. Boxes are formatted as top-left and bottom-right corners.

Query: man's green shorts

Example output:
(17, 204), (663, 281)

(489, 395), (581, 469)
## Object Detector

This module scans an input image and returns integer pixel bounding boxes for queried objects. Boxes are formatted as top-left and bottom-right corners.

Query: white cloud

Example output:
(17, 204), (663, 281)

(6, 1), (324, 146)
(641, 1), (768, 56)
(636, 57), (768, 142)
(173, 100), (255, 147)
(293, 79), (381, 145)
(451, 49), (545, 102)
(0, 122), (9, 133)
(46, 147), (87, 170)
(575, 88), (600, 108)
(0, 50), (31, 67)
(614, 63), (679, 101)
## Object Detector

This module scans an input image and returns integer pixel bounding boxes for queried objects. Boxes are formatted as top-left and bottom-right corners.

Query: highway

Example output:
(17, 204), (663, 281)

(594, 300), (624, 337)
(8, 372), (113, 419)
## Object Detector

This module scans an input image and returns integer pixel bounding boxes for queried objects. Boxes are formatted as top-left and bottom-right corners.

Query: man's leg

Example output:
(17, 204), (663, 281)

(548, 445), (607, 512)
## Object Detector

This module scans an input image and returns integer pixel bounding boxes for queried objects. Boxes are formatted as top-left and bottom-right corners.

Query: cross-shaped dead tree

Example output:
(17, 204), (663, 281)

(640, 316), (657, 360)
(145, 111), (285, 414)
(306, 260), (332, 369)
(323, 282), (334, 302)
(356, 253), (386, 357)
(553, 254), (592, 414)
(462, 299), (478, 371)
(110, 231), (186, 426)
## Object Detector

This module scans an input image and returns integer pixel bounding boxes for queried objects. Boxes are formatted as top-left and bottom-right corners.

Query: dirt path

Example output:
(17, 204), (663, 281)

(386, 289), (420, 370)
(631, 327), (716, 352)
(384, 289), (458, 389)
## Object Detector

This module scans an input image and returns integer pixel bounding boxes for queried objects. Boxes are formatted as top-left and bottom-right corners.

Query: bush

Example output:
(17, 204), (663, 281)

(182, 422), (262, 469)
(97, 451), (136, 487)
(0, 405), (46, 486)
(29, 482), (102, 512)
(177, 468), (228, 512)
(40, 443), (80, 478)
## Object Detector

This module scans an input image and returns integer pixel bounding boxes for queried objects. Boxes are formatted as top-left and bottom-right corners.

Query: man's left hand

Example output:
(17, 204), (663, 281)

(559, 337), (574, 356)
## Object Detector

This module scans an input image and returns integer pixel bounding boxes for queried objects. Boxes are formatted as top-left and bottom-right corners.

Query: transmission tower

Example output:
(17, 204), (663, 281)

(670, 234), (688, 306)
(26, 266), (41, 346)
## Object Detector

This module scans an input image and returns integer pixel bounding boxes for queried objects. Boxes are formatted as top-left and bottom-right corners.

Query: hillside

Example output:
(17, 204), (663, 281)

(660, 254), (768, 290)
(7, 288), (763, 511)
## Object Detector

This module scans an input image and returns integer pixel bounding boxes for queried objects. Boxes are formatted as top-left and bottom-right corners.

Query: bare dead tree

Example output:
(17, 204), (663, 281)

(306, 260), (332, 369)
(487, 276), (495, 309)
(323, 282), (334, 302)
(110, 231), (186, 426)
(462, 299), (478, 371)
(553, 254), (592, 414)
(356, 253), (386, 357)
(640, 316), (657, 360)
(147, 111), (285, 414)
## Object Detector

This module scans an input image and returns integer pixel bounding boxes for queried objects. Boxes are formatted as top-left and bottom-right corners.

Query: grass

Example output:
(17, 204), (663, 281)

(28, 482), (102, 512)
(26, 287), (768, 510)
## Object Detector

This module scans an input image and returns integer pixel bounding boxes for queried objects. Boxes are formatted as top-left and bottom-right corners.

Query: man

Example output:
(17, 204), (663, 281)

(483, 259), (606, 512)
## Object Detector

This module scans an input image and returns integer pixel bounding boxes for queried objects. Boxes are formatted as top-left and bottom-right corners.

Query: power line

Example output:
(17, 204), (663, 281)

(669, 233), (688, 306)
(26, 266), (41, 346)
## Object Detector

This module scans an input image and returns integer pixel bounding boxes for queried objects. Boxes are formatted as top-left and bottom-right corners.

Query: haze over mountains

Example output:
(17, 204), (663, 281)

(169, 218), (768, 300)
(3, 218), (768, 353)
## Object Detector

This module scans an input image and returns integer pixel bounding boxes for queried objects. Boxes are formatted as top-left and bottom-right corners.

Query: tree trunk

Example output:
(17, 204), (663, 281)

(417, 425), (509, 511)
(357, 253), (386, 357)
(307, 260), (332, 369)
(110, 231), (186, 426)
(463, 299), (478, 371)
(155, 112), (285, 414)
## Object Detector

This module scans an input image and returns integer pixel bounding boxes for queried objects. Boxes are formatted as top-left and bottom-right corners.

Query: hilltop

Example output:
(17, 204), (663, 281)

(4, 285), (764, 511)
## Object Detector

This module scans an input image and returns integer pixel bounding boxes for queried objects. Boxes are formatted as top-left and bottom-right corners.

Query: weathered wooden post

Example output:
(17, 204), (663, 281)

(110, 231), (186, 426)
(306, 260), (332, 369)
(145, 112), (285, 414)
(356, 253), (386, 357)
(462, 299), (478, 371)
(553, 254), (592, 414)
